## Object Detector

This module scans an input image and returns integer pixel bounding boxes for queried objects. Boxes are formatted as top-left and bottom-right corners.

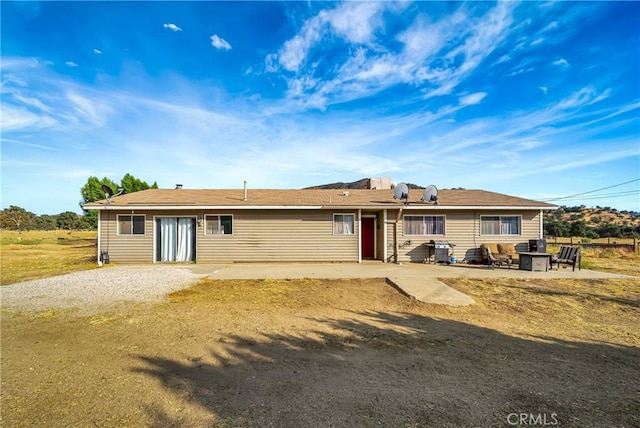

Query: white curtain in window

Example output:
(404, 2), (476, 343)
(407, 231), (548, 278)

(334, 215), (354, 234)
(176, 218), (194, 262)
(344, 216), (353, 234)
(404, 216), (444, 235)
(501, 217), (519, 235)
(160, 218), (176, 262)
(481, 217), (500, 235)
(404, 216), (423, 235)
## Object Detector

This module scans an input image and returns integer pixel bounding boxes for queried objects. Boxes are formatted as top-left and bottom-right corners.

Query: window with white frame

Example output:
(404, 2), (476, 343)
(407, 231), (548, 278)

(333, 214), (355, 235)
(480, 215), (521, 235)
(205, 215), (233, 235)
(118, 215), (145, 235)
(403, 215), (445, 235)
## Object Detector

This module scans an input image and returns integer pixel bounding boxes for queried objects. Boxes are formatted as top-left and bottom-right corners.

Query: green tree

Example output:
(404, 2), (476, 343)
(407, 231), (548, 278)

(586, 229), (600, 239)
(120, 173), (157, 194)
(74, 216), (93, 230)
(597, 224), (622, 238)
(544, 219), (569, 237)
(569, 220), (588, 237)
(33, 214), (58, 230)
(80, 174), (158, 228)
(1, 206), (35, 237)
(80, 176), (119, 228)
(57, 211), (79, 231)
(81, 176), (119, 204)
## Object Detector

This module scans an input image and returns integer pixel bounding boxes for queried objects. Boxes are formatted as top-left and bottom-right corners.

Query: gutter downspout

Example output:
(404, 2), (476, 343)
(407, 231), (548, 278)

(97, 210), (102, 267)
(395, 208), (403, 264)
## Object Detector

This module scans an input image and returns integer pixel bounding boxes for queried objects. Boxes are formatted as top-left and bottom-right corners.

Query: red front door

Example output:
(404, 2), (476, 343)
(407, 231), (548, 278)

(361, 217), (375, 259)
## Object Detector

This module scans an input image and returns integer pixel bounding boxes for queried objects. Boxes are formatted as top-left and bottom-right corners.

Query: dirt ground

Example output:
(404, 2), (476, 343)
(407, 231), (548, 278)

(1, 277), (639, 427)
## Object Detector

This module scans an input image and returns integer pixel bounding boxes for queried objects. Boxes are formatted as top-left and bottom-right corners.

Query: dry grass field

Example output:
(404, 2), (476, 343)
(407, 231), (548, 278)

(548, 236), (637, 245)
(547, 244), (640, 277)
(2, 276), (638, 427)
(2, 230), (639, 426)
(0, 230), (97, 285)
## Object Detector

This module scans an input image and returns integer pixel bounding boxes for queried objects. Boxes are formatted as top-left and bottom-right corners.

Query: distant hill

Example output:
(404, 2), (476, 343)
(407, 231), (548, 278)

(544, 205), (640, 238)
(304, 178), (424, 190)
(546, 206), (640, 226)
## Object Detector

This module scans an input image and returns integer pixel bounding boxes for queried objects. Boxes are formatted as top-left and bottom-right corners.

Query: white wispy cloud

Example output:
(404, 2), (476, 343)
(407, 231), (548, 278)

(267, 2), (517, 110)
(0, 104), (57, 131)
(496, 54), (511, 64)
(277, 21), (322, 72)
(210, 34), (231, 50)
(93, 48), (102, 54)
(553, 58), (570, 68)
(2, 86), (50, 112)
(66, 92), (114, 127)
(163, 23), (182, 32)
(459, 92), (487, 106)
(65, 61), (78, 67)
(0, 137), (57, 151)
(324, 1), (387, 44)
(1, 56), (42, 71)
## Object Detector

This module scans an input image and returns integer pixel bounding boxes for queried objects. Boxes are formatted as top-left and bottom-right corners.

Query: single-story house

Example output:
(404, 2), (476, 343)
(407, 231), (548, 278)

(82, 184), (557, 265)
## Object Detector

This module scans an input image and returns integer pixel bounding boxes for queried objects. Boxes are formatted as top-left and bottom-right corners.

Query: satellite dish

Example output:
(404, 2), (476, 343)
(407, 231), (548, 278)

(421, 185), (438, 205)
(101, 184), (123, 205)
(393, 182), (410, 205)
(102, 184), (114, 198)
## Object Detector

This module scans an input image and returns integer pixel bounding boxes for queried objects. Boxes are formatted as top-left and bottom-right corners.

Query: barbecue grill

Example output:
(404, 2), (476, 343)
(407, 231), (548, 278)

(425, 240), (455, 264)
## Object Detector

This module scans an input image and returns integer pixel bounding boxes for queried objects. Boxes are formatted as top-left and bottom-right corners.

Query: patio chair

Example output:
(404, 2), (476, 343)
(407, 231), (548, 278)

(497, 243), (519, 264)
(483, 246), (511, 269)
(552, 246), (581, 271)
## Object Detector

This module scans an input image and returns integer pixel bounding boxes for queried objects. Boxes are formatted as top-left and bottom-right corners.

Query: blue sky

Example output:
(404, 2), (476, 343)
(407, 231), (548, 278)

(2, 1), (639, 215)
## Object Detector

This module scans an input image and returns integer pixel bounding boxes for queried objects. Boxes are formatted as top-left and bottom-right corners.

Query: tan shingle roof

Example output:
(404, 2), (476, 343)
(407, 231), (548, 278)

(83, 188), (556, 210)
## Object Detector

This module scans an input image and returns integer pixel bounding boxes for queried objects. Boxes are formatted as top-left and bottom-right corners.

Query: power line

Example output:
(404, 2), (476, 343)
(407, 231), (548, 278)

(552, 190), (640, 202)
(541, 178), (640, 202)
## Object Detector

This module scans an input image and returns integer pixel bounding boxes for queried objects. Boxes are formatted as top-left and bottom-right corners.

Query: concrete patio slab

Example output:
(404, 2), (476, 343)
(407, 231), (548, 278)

(190, 261), (631, 281)
(189, 261), (632, 307)
(386, 278), (476, 306)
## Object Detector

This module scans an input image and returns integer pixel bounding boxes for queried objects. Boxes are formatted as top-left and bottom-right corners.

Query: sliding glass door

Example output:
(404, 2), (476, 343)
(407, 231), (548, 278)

(156, 217), (196, 262)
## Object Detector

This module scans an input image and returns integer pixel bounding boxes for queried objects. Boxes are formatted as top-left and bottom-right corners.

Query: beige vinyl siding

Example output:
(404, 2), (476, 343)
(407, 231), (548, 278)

(99, 210), (156, 263)
(198, 209), (358, 262)
(100, 209), (358, 263)
(388, 210), (542, 263)
(98, 207), (542, 264)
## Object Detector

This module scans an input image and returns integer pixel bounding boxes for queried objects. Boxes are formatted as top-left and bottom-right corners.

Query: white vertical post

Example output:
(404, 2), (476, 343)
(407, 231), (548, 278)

(357, 209), (362, 263)
(383, 209), (387, 262)
(539, 209), (544, 238)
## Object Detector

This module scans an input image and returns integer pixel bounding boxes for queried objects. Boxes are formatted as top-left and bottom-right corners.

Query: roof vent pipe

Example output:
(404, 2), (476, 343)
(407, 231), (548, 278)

(243, 180), (247, 201)
(175, 184), (183, 189)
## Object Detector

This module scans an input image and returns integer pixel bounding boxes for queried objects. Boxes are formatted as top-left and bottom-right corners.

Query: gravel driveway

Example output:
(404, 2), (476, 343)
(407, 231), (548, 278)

(0, 266), (208, 313)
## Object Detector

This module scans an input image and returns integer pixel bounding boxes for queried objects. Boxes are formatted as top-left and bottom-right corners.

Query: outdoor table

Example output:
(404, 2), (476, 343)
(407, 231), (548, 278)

(518, 252), (552, 272)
